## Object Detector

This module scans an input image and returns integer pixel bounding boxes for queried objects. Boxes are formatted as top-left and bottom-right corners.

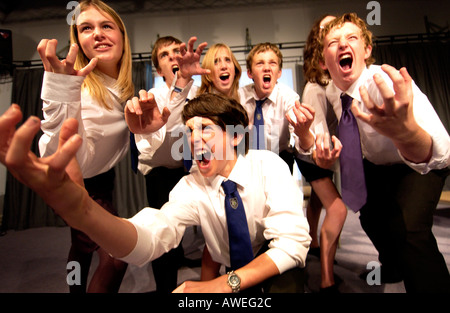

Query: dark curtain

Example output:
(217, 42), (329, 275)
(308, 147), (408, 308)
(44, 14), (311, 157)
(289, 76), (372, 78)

(372, 40), (450, 189)
(2, 67), (66, 230)
(2, 60), (152, 230)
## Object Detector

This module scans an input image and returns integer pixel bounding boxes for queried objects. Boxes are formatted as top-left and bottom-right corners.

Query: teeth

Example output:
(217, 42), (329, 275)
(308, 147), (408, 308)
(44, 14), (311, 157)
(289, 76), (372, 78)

(195, 150), (212, 163)
(195, 150), (207, 157)
(340, 54), (351, 61)
(96, 44), (108, 49)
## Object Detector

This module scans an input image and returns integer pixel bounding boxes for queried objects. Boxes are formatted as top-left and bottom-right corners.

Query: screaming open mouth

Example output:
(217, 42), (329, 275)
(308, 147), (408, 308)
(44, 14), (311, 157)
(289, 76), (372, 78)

(339, 54), (353, 71)
(195, 149), (212, 167)
(220, 73), (230, 81)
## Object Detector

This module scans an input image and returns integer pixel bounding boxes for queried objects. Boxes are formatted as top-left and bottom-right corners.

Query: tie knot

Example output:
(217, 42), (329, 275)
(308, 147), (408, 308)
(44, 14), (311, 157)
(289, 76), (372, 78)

(222, 180), (237, 195)
(340, 94), (353, 111)
(255, 98), (267, 108)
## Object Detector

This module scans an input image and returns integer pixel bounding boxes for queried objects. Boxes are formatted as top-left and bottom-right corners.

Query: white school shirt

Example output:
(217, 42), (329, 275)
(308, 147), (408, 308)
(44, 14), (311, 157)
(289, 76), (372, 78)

(39, 72), (129, 179)
(238, 82), (299, 154)
(121, 149), (311, 274)
(325, 65), (450, 174)
(135, 80), (199, 175)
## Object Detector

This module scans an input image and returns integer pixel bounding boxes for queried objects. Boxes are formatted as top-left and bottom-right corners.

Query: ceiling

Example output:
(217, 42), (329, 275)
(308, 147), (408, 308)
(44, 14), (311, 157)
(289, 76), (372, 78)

(0, 0), (301, 24)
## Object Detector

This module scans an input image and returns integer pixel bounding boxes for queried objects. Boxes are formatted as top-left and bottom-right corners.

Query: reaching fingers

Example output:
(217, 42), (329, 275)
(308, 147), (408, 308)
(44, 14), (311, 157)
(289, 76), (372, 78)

(187, 36), (197, 52)
(298, 102), (315, 120)
(381, 64), (413, 107)
(330, 135), (342, 158)
(372, 72), (397, 115)
(0, 104), (23, 132)
(139, 89), (150, 102)
(161, 107), (171, 123)
(315, 133), (331, 157)
(48, 134), (82, 174)
(45, 39), (65, 73)
(398, 66), (413, 86)
(179, 42), (187, 56)
(195, 41), (208, 56)
(357, 86), (378, 123)
(0, 104), (23, 164)
(5, 116), (41, 169)
(55, 119), (83, 186)
(58, 118), (79, 149)
(127, 97), (142, 115)
(64, 43), (79, 71)
(78, 57), (98, 77)
(37, 39), (52, 72)
(142, 92), (156, 109)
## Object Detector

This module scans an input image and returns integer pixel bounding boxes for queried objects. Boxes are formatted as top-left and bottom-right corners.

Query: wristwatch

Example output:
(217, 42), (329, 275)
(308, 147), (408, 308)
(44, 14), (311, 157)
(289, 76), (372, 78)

(227, 271), (241, 293)
(173, 85), (184, 93)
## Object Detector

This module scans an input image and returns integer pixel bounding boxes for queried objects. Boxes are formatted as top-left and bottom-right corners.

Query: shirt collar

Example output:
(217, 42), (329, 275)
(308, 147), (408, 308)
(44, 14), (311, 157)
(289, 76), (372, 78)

(226, 153), (249, 190)
(344, 66), (371, 102)
(99, 72), (121, 100)
(190, 153), (249, 193)
(245, 83), (278, 105)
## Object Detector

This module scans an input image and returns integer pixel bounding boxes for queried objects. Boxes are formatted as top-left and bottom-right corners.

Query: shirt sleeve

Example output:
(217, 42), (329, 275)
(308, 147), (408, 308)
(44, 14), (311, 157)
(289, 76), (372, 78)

(399, 82), (450, 173)
(120, 178), (199, 267)
(260, 152), (311, 273)
(39, 71), (85, 158)
(362, 71), (450, 173)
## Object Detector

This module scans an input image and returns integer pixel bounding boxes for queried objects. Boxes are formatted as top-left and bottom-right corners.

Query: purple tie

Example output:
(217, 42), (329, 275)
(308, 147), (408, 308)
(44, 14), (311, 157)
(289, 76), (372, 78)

(338, 94), (367, 212)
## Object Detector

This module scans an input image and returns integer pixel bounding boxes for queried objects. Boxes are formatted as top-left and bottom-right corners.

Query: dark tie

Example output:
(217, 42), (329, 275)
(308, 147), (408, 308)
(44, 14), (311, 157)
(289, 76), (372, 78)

(130, 131), (139, 173)
(338, 94), (367, 212)
(222, 179), (253, 270)
(253, 98), (266, 149)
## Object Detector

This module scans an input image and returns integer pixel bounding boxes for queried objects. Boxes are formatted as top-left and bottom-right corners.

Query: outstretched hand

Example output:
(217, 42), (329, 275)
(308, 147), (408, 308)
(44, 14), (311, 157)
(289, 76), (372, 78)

(354, 64), (432, 164)
(353, 64), (416, 142)
(313, 133), (342, 169)
(125, 90), (171, 134)
(37, 39), (97, 76)
(176, 36), (210, 81)
(0, 105), (86, 218)
(286, 101), (315, 151)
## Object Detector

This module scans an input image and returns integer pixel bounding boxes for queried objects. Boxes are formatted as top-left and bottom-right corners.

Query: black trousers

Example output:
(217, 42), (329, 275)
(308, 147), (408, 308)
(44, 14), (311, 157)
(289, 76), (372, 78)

(359, 160), (450, 293)
(145, 166), (188, 293)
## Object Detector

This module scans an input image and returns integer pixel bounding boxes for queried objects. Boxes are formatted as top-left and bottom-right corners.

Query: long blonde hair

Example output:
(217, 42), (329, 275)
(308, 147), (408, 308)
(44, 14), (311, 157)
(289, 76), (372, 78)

(70, 0), (134, 109)
(197, 43), (241, 103)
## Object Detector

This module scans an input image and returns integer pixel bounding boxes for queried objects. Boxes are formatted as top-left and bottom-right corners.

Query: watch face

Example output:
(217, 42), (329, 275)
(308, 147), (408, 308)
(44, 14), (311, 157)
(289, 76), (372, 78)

(229, 275), (240, 286)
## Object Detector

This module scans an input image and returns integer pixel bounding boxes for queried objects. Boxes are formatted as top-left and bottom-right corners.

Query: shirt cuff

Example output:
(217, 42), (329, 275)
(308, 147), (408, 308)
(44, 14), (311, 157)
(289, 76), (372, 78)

(398, 135), (450, 174)
(264, 247), (300, 274)
(41, 72), (84, 102)
(119, 209), (157, 267)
